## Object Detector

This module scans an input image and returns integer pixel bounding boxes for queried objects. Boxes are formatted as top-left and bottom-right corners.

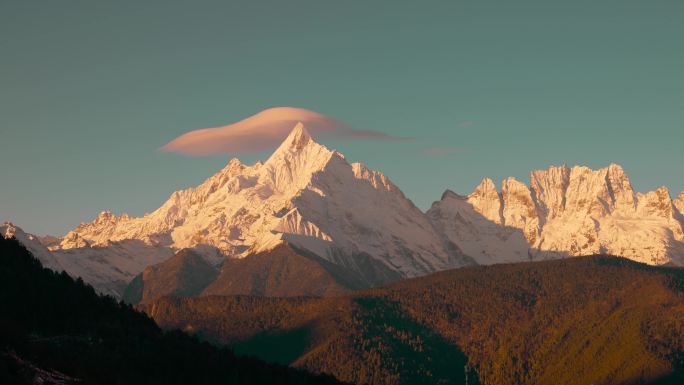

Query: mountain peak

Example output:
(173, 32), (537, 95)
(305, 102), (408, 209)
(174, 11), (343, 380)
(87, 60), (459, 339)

(468, 178), (504, 225)
(607, 162), (625, 172)
(276, 122), (312, 153)
(605, 163), (630, 184)
(440, 189), (466, 201)
(472, 178), (498, 195)
(675, 192), (684, 215)
(257, 122), (339, 194)
(215, 158), (244, 176)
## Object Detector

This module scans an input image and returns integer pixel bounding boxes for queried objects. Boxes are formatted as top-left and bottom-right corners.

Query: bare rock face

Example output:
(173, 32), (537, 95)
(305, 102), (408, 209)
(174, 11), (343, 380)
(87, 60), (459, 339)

(530, 165), (570, 223)
(675, 192), (684, 217)
(429, 163), (684, 265)
(468, 178), (503, 225)
(501, 177), (540, 245)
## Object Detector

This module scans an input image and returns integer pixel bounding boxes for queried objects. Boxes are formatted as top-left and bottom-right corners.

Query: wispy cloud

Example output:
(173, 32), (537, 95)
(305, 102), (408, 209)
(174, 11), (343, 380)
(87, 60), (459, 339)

(161, 107), (404, 156)
(422, 146), (465, 156)
(458, 120), (475, 128)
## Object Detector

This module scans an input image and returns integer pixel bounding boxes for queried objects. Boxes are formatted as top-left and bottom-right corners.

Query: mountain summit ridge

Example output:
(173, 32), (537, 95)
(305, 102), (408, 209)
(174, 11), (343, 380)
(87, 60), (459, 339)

(41, 124), (466, 296)
(428, 163), (684, 265)
(5, 124), (684, 297)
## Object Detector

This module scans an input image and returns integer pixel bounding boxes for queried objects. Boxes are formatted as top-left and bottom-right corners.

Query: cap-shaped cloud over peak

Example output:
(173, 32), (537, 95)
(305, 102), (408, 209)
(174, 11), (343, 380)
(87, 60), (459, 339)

(161, 107), (402, 156)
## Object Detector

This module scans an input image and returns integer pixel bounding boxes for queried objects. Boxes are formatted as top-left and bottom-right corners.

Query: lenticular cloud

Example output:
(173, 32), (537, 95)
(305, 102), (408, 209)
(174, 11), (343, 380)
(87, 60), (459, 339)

(161, 107), (399, 156)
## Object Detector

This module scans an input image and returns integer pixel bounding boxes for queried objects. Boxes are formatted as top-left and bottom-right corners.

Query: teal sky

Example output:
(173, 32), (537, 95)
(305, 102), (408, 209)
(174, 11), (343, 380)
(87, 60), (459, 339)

(1, 0), (683, 236)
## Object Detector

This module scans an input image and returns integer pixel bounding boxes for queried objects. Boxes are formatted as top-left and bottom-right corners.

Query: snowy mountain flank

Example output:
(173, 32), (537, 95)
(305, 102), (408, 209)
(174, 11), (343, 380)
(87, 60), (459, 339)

(428, 164), (684, 266)
(1, 223), (62, 271)
(8, 124), (470, 297)
(4, 124), (684, 298)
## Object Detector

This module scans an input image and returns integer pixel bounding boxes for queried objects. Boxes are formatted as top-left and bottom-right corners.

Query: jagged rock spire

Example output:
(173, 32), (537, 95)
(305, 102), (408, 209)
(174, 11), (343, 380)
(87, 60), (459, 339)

(272, 122), (312, 154)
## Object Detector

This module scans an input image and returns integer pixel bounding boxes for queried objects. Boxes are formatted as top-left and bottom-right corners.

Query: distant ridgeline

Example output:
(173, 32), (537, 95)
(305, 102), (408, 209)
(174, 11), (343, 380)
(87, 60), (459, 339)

(0, 236), (343, 385)
(142, 257), (684, 385)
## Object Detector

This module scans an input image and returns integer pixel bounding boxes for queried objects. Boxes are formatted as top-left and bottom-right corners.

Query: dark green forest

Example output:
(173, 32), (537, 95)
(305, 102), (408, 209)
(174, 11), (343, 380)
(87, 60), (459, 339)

(144, 257), (684, 385)
(5, 232), (684, 385)
(0, 236), (344, 385)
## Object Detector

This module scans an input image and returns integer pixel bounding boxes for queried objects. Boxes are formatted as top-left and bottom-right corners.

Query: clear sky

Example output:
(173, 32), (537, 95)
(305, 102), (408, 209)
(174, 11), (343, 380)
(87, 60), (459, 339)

(1, 0), (683, 236)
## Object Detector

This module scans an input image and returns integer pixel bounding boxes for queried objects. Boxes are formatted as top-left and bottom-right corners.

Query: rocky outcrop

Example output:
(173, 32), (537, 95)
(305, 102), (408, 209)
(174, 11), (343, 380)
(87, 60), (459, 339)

(429, 164), (684, 265)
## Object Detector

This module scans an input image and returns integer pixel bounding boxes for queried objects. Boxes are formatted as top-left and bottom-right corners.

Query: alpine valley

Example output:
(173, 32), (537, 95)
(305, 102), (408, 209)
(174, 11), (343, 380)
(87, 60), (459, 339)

(4, 123), (684, 385)
(3, 123), (684, 302)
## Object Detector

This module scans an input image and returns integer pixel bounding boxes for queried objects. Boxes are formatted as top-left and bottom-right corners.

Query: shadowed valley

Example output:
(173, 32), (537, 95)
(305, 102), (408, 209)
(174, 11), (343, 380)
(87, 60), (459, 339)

(142, 256), (684, 385)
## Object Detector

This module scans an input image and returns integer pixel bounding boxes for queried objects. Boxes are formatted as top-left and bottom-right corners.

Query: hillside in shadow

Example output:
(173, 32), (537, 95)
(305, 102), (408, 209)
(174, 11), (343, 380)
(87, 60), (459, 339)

(144, 256), (684, 385)
(0, 236), (345, 385)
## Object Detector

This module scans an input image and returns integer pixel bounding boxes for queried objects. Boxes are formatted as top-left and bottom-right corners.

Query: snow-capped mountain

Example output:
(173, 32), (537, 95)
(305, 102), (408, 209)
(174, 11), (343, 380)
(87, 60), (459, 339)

(43, 124), (469, 297)
(1, 223), (62, 271)
(428, 164), (684, 265)
(5, 124), (684, 298)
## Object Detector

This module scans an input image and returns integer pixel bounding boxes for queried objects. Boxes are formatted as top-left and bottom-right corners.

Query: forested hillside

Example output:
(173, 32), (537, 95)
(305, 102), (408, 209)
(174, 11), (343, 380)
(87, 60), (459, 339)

(144, 257), (684, 385)
(125, 244), (363, 304)
(0, 237), (344, 385)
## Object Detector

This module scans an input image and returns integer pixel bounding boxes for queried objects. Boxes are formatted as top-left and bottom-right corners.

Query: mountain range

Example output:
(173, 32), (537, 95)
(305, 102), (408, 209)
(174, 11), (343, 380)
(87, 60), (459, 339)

(3, 123), (684, 300)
